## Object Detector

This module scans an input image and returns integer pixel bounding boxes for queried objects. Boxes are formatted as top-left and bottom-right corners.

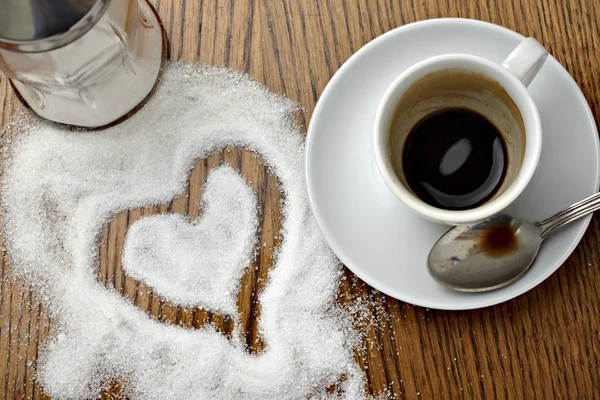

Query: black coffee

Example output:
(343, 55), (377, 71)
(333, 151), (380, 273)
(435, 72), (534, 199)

(402, 109), (507, 210)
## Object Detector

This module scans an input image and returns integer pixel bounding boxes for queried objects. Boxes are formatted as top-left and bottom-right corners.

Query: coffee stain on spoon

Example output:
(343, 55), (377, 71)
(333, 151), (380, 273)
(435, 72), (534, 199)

(479, 221), (520, 257)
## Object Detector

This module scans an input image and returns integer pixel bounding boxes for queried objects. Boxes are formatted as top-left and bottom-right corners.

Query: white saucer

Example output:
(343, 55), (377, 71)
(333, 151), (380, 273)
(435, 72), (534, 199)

(306, 18), (600, 310)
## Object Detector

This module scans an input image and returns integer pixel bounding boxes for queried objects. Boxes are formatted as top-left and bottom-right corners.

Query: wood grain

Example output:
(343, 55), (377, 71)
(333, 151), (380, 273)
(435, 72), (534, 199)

(2, 0), (600, 398)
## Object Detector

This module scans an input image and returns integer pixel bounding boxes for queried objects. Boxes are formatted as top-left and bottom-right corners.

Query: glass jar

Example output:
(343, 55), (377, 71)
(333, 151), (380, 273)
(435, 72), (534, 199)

(0, 0), (165, 129)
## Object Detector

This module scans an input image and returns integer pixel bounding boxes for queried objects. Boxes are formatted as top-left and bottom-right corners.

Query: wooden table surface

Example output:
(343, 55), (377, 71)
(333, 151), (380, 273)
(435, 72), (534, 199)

(1, 0), (600, 398)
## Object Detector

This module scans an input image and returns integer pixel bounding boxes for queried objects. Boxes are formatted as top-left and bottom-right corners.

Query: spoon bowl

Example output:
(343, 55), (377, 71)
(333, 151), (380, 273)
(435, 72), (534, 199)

(427, 215), (542, 292)
(427, 192), (600, 292)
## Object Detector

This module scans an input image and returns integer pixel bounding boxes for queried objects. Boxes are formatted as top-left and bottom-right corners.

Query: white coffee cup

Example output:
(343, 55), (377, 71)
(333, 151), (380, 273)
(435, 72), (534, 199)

(373, 38), (548, 225)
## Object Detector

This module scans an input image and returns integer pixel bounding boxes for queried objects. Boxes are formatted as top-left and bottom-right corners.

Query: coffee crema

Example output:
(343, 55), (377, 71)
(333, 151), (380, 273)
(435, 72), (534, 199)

(402, 108), (508, 210)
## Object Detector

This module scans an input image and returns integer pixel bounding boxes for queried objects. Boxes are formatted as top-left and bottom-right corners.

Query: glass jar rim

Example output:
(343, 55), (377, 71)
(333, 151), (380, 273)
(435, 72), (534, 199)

(0, 0), (111, 53)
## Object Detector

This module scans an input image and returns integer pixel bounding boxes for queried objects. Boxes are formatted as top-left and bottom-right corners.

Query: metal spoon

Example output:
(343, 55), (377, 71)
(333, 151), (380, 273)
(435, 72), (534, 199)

(427, 192), (600, 292)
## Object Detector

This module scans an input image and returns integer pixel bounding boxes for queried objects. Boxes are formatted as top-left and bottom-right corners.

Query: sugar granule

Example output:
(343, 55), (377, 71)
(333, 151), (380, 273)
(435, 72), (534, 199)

(2, 62), (365, 399)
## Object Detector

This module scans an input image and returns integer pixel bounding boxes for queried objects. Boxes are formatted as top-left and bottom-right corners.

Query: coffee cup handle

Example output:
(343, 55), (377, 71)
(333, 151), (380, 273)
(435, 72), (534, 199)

(501, 38), (548, 87)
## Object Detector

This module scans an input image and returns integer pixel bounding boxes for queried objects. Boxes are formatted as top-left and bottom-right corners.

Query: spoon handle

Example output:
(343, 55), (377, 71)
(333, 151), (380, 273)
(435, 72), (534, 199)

(535, 192), (600, 239)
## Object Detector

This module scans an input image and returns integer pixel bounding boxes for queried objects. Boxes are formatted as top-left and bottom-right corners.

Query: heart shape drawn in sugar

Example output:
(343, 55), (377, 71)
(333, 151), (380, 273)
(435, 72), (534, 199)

(122, 165), (259, 315)
(2, 63), (364, 399)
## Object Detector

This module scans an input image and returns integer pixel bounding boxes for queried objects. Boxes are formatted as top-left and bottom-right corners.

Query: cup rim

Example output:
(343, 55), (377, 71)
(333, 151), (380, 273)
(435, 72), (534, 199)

(373, 53), (542, 225)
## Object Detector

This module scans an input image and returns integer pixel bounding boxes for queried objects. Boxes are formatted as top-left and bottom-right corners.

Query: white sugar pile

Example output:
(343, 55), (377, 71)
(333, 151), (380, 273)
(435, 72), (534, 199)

(1, 63), (366, 399)
(123, 165), (259, 315)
